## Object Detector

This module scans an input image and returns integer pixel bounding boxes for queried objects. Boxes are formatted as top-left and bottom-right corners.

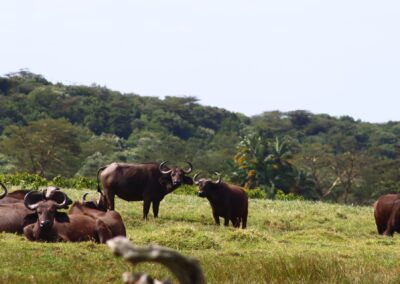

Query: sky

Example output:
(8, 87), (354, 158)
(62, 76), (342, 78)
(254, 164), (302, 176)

(0, 1), (399, 122)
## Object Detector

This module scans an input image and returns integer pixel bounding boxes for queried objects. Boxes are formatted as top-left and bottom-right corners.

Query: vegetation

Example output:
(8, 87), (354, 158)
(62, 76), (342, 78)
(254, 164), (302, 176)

(0, 188), (399, 283)
(2, 71), (400, 204)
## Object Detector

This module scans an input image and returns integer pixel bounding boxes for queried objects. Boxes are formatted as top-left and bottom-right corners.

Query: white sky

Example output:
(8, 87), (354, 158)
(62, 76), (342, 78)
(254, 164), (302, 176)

(1, 1), (399, 122)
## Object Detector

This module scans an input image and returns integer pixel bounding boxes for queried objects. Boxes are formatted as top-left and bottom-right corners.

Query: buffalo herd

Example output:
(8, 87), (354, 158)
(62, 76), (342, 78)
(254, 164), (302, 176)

(0, 161), (250, 243)
(1, 160), (399, 243)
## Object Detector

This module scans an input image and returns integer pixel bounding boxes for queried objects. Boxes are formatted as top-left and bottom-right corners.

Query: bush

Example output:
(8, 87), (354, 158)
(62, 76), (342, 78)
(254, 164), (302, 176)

(0, 173), (96, 190)
(245, 188), (267, 199)
(275, 189), (304, 201)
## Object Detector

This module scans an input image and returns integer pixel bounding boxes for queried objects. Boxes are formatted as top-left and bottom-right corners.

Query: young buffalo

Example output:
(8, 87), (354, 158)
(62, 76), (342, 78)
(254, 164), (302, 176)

(194, 174), (248, 229)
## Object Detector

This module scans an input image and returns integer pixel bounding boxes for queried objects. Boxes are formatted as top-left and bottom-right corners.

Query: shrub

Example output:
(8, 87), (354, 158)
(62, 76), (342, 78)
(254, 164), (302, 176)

(275, 189), (304, 201)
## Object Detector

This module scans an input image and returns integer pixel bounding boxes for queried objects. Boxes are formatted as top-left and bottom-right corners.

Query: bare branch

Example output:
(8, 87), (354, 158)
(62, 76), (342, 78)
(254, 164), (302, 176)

(321, 176), (341, 199)
(107, 237), (206, 284)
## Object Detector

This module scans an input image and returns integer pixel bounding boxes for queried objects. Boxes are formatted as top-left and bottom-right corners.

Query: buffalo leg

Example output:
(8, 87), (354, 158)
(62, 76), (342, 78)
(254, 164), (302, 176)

(212, 211), (220, 225)
(23, 225), (35, 241)
(224, 217), (229, 226)
(105, 189), (115, 210)
(143, 199), (151, 220)
(96, 219), (113, 243)
(242, 214), (247, 229)
(152, 200), (160, 218)
(231, 217), (240, 228)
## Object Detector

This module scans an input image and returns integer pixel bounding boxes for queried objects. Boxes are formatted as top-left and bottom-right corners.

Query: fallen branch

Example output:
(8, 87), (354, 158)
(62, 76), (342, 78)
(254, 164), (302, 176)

(107, 236), (206, 284)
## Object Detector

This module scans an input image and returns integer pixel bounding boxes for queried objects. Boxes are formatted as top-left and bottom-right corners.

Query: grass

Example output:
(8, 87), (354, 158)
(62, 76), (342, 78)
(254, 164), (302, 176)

(1, 188), (400, 283)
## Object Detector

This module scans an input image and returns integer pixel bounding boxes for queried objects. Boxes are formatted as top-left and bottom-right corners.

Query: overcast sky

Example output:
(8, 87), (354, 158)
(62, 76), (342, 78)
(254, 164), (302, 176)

(1, 1), (399, 122)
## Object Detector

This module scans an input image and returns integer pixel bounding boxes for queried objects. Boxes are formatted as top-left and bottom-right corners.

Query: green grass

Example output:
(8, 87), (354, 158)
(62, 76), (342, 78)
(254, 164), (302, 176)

(1, 189), (400, 283)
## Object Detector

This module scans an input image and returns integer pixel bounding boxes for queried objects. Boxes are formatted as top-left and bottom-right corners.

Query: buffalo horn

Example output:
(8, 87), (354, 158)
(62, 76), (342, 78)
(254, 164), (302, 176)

(159, 161), (172, 174)
(82, 192), (90, 202)
(214, 172), (222, 184)
(183, 161), (193, 174)
(0, 182), (8, 199)
(24, 191), (44, 210)
(55, 192), (68, 209)
(193, 173), (200, 185)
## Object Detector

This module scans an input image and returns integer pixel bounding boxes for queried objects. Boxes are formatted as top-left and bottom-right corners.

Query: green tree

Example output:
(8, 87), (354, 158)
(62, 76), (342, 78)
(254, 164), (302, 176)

(0, 119), (83, 178)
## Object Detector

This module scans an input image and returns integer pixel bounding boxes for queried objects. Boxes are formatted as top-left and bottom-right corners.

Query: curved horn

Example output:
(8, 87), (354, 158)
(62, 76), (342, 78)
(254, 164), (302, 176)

(183, 161), (193, 174)
(0, 182), (8, 199)
(159, 161), (172, 175)
(214, 172), (222, 184)
(24, 191), (43, 211)
(55, 191), (68, 209)
(82, 192), (90, 202)
(193, 173), (200, 185)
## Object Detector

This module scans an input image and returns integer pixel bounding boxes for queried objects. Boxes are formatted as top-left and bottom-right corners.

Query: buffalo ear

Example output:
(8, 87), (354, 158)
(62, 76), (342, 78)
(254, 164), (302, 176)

(183, 176), (193, 185)
(158, 175), (172, 186)
(23, 213), (38, 227)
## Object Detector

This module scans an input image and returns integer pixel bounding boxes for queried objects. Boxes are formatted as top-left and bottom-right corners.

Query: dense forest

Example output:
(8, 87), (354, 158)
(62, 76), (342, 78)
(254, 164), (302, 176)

(1, 70), (400, 204)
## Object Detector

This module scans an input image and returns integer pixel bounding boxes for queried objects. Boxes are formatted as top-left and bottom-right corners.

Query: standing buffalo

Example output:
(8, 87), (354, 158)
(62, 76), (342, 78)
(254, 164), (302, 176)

(374, 194), (400, 236)
(194, 173), (248, 229)
(68, 193), (126, 238)
(97, 161), (193, 219)
(23, 191), (113, 243)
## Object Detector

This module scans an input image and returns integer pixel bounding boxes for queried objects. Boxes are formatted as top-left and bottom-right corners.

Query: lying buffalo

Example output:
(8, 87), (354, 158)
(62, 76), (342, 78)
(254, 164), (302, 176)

(23, 191), (112, 243)
(194, 173), (248, 229)
(0, 182), (31, 205)
(374, 194), (400, 236)
(0, 183), (72, 207)
(0, 186), (71, 234)
(97, 161), (193, 219)
(68, 193), (126, 238)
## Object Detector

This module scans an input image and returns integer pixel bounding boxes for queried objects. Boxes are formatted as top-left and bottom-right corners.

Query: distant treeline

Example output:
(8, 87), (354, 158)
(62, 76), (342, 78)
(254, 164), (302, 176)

(1, 70), (400, 204)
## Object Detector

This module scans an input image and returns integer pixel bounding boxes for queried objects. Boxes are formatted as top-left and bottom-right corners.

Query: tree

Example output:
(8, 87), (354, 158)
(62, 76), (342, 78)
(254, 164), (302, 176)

(234, 133), (298, 198)
(0, 119), (83, 178)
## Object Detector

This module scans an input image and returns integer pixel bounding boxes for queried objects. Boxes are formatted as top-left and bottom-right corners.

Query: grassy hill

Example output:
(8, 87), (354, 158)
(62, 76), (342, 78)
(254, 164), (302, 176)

(0, 188), (399, 283)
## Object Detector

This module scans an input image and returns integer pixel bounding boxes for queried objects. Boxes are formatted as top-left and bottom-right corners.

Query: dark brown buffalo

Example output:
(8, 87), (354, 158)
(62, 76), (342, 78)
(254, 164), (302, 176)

(68, 193), (126, 238)
(0, 182), (30, 205)
(0, 186), (71, 234)
(0, 202), (36, 234)
(374, 194), (400, 236)
(0, 183), (72, 207)
(23, 191), (113, 243)
(97, 161), (193, 219)
(194, 174), (248, 229)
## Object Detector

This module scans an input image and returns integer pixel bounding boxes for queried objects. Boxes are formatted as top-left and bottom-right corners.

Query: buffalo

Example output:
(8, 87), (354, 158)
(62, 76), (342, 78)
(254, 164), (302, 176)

(0, 183), (72, 206)
(374, 194), (400, 236)
(68, 192), (126, 238)
(0, 193), (36, 234)
(0, 186), (71, 234)
(97, 161), (193, 219)
(23, 191), (113, 243)
(194, 173), (248, 229)
(0, 181), (31, 205)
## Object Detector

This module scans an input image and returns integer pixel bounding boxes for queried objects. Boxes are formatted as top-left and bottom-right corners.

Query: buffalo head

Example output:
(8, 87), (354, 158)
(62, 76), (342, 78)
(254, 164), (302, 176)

(81, 192), (108, 211)
(24, 190), (68, 230)
(159, 161), (194, 187)
(193, 173), (222, 198)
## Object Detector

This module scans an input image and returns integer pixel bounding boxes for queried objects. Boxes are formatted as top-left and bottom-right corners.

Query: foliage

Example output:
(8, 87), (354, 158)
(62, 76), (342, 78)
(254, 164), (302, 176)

(2, 72), (400, 204)
(275, 189), (304, 201)
(0, 173), (96, 190)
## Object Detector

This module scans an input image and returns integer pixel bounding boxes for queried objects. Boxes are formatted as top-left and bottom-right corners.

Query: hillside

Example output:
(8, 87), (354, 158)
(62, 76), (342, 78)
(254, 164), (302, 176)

(1, 71), (400, 204)
(0, 188), (399, 283)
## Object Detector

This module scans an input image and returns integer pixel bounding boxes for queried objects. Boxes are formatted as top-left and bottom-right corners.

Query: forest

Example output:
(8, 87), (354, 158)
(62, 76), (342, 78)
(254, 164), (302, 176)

(1, 70), (400, 204)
